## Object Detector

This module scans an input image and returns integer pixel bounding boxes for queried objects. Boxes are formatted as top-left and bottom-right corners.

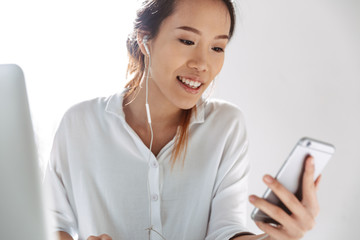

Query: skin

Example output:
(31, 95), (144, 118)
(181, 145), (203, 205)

(233, 156), (321, 240)
(57, 0), (322, 239)
(57, 232), (112, 240)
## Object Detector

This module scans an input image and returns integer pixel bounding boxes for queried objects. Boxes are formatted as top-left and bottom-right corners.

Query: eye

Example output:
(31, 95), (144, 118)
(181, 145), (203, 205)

(212, 47), (224, 53)
(179, 39), (195, 45)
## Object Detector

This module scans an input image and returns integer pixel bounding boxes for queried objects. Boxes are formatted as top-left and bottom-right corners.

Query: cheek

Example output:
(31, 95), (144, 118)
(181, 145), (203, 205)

(152, 45), (184, 76)
(211, 56), (225, 77)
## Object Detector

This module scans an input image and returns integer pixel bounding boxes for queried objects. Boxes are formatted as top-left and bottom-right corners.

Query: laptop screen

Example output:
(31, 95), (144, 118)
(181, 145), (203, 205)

(0, 64), (53, 240)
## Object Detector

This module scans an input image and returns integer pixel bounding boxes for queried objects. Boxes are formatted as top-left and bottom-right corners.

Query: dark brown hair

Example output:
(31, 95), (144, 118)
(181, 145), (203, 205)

(125, 0), (236, 167)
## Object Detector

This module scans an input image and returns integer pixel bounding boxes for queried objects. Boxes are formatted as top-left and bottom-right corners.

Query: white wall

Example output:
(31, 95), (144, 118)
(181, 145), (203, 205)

(214, 0), (360, 239)
(1, 0), (359, 239)
(0, 0), (139, 169)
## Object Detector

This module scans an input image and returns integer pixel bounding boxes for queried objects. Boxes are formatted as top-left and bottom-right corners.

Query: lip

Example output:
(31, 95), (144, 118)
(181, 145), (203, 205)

(177, 75), (204, 84)
(176, 75), (203, 94)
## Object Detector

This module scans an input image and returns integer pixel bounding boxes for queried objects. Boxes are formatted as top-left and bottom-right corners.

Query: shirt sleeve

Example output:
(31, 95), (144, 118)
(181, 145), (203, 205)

(43, 115), (78, 238)
(205, 111), (253, 240)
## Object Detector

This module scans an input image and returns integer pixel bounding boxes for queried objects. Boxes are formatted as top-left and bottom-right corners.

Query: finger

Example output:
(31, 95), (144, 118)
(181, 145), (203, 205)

(255, 221), (288, 240)
(301, 156), (319, 216)
(302, 156), (316, 194)
(261, 174), (317, 233)
(249, 195), (294, 227)
(314, 174), (322, 190)
(99, 234), (112, 240)
(87, 236), (99, 240)
(262, 175), (305, 218)
(257, 220), (307, 240)
(87, 234), (112, 240)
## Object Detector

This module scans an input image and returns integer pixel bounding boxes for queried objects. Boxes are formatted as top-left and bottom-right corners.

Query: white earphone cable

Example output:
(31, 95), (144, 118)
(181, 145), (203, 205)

(143, 37), (166, 240)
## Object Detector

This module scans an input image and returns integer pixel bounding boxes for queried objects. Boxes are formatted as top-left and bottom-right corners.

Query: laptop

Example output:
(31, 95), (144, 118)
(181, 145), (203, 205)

(0, 64), (53, 240)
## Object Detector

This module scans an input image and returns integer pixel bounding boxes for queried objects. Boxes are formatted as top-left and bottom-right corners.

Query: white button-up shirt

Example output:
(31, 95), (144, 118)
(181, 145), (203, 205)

(44, 90), (251, 240)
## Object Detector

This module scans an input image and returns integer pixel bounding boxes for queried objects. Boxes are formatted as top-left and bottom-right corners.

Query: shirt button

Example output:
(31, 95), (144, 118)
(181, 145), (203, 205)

(151, 161), (158, 168)
(151, 194), (159, 201)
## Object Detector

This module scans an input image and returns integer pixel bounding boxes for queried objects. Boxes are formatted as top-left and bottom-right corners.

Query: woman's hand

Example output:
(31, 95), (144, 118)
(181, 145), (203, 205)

(249, 156), (321, 240)
(87, 234), (112, 240)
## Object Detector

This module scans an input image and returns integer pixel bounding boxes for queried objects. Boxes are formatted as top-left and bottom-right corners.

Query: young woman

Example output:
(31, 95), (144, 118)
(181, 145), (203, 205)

(45, 0), (321, 239)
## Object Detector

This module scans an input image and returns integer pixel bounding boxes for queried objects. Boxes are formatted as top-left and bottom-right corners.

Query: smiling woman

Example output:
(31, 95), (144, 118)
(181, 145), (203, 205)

(43, 0), (324, 240)
(124, 0), (233, 165)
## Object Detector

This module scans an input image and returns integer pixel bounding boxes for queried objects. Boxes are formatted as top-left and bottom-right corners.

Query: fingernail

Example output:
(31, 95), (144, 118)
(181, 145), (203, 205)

(249, 195), (256, 203)
(264, 175), (274, 184)
(307, 157), (314, 167)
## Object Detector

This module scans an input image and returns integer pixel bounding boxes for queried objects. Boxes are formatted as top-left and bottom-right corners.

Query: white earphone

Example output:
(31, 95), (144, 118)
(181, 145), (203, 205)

(143, 35), (152, 125)
(142, 35), (166, 240)
(143, 35), (151, 56)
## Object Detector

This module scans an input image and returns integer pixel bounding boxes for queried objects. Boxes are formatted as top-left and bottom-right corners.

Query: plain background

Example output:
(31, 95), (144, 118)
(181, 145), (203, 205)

(214, 0), (360, 238)
(1, 0), (359, 239)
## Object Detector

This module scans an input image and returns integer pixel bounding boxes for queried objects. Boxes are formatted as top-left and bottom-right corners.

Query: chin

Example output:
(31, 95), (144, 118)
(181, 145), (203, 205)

(175, 98), (200, 111)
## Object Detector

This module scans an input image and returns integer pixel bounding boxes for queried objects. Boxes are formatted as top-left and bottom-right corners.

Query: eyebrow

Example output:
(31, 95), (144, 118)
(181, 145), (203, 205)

(176, 26), (229, 40)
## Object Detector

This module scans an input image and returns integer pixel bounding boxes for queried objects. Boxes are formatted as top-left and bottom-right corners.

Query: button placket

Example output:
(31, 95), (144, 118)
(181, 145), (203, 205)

(151, 193), (159, 201)
(147, 155), (163, 238)
(150, 160), (158, 168)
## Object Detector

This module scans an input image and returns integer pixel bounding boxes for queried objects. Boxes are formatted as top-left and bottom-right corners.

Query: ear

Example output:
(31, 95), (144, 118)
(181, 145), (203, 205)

(137, 31), (151, 56)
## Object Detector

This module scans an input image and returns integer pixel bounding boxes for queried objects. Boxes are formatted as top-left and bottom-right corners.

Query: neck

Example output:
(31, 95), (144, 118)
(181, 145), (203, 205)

(123, 84), (183, 130)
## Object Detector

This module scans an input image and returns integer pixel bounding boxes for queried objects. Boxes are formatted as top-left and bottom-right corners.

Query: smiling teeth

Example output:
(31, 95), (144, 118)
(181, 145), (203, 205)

(178, 76), (202, 89)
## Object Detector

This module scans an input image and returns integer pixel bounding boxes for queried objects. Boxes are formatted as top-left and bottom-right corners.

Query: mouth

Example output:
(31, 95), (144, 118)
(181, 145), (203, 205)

(176, 76), (203, 90)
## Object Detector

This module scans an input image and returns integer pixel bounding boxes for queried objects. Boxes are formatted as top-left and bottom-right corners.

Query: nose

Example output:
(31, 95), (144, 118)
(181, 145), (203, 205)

(187, 47), (209, 72)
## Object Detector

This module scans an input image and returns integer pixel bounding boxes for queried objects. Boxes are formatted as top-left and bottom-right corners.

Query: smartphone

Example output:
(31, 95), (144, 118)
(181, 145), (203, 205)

(251, 137), (335, 224)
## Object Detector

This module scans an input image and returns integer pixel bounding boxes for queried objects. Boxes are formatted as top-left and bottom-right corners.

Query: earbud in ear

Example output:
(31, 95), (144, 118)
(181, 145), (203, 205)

(143, 35), (150, 56)
(143, 35), (149, 44)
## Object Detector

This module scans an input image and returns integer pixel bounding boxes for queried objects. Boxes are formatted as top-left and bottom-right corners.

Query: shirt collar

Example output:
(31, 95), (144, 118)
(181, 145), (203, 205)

(104, 90), (127, 120)
(105, 89), (205, 125)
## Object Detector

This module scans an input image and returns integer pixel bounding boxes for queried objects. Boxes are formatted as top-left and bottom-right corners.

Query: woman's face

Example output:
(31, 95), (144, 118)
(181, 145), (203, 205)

(146, 0), (231, 110)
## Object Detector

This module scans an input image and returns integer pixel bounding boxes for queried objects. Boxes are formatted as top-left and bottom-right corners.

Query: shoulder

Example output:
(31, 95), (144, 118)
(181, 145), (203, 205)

(60, 94), (113, 128)
(64, 94), (114, 119)
(194, 98), (247, 145)
(203, 98), (246, 126)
